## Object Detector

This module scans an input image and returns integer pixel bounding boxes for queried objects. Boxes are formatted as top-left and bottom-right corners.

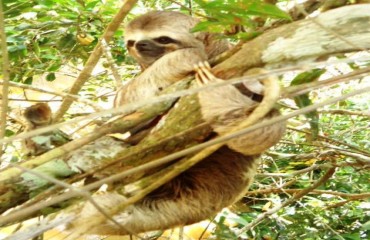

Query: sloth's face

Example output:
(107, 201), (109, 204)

(125, 35), (182, 68)
(124, 11), (202, 69)
(24, 103), (51, 126)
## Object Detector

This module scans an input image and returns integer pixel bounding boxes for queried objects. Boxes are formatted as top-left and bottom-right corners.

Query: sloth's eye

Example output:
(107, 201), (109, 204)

(127, 40), (135, 47)
(155, 36), (176, 44)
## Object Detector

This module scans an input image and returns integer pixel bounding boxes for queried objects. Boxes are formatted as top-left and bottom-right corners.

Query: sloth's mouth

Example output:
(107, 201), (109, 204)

(138, 49), (164, 59)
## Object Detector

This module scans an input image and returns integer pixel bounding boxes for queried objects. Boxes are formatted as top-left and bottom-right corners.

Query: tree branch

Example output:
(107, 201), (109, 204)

(0, 0), (10, 158)
(0, 80), (102, 110)
(213, 4), (370, 79)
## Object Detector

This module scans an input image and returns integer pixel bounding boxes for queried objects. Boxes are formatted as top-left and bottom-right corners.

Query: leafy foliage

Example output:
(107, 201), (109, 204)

(192, 0), (291, 39)
(3, 0), (126, 83)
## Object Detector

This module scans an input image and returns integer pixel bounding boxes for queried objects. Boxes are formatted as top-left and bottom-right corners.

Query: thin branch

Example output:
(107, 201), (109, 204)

(267, 149), (337, 161)
(325, 192), (370, 209)
(101, 39), (122, 89)
(256, 161), (367, 178)
(284, 65), (370, 98)
(167, 0), (213, 19)
(0, 69), (368, 186)
(0, 0), (10, 158)
(0, 80), (102, 110)
(288, 127), (370, 156)
(246, 188), (370, 199)
(319, 109), (370, 117)
(5, 98), (61, 103)
(236, 168), (336, 235)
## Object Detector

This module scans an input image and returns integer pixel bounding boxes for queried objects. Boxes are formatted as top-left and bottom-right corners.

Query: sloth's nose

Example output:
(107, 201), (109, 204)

(136, 40), (152, 51)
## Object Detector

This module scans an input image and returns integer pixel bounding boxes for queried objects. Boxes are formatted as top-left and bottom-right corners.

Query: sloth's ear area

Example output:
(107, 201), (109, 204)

(194, 31), (232, 60)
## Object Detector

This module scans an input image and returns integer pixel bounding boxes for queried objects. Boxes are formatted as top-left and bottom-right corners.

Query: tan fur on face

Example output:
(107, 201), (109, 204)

(124, 11), (203, 68)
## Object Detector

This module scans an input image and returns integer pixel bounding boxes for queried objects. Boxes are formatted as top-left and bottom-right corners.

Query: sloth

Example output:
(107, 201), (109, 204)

(71, 11), (285, 235)
(24, 103), (52, 129)
(22, 103), (70, 156)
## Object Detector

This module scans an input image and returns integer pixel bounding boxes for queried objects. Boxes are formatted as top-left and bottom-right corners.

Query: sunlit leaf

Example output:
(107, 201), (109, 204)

(46, 72), (56, 81)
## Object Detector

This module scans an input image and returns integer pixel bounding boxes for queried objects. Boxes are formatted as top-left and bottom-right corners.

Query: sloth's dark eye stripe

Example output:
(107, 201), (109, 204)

(154, 36), (177, 44)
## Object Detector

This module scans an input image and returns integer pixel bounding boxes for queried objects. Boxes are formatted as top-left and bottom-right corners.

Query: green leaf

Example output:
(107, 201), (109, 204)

(57, 34), (76, 49)
(291, 69), (326, 85)
(46, 72), (56, 81)
(24, 76), (33, 84)
(31, 136), (51, 145)
(5, 129), (15, 137)
(8, 44), (27, 52)
(248, 1), (291, 20)
(47, 64), (61, 72)
(333, 233), (361, 240)
(192, 21), (225, 33)
(362, 220), (370, 230)
(194, 0), (291, 19)
(42, 54), (59, 60)
(39, 0), (55, 8)
(33, 41), (41, 56)
(85, 0), (100, 10)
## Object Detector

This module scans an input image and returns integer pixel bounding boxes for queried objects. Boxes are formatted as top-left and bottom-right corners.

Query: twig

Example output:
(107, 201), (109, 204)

(236, 168), (336, 235)
(288, 127), (370, 156)
(267, 149), (337, 161)
(319, 109), (370, 117)
(101, 39), (122, 89)
(0, 80), (102, 110)
(322, 143), (370, 163)
(167, 0), (213, 19)
(256, 161), (367, 178)
(246, 188), (370, 199)
(4, 98), (61, 103)
(325, 192), (370, 209)
(283, 65), (370, 98)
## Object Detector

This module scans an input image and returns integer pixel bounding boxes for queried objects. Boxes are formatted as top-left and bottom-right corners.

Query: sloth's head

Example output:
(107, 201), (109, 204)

(24, 103), (52, 127)
(124, 11), (204, 69)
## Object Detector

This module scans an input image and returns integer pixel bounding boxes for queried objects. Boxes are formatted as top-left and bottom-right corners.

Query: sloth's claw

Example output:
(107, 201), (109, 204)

(194, 61), (217, 86)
